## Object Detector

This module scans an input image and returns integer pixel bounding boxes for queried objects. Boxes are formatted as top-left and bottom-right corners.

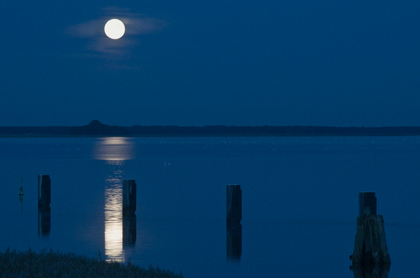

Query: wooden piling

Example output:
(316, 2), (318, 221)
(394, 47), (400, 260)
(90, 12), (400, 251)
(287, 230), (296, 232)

(359, 192), (377, 216)
(351, 192), (391, 268)
(38, 175), (51, 209)
(123, 180), (136, 216)
(352, 258), (390, 278)
(226, 185), (242, 224)
(226, 185), (242, 261)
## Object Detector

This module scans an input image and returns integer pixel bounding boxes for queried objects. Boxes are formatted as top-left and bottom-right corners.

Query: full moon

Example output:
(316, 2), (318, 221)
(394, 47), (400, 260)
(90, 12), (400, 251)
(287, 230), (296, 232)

(104, 19), (125, 40)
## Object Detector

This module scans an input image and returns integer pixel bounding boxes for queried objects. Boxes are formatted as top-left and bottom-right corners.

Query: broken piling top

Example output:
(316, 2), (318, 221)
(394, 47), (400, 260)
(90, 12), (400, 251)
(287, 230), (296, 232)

(359, 192), (377, 216)
(38, 175), (51, 208)
(227, 185), (242, 224)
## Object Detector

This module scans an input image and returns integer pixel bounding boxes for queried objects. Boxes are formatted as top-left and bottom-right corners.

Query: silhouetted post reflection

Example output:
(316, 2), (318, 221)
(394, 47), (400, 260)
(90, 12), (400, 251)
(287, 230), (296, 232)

(227, 223), (242, 262)
(38, 207), (51, 237)
(38, 175), (51, 237)
(350, 192), (390, 277)
(123, 179), (137, 247)
(19, 193), (23, 206)
(226, 185), (242, 262)
(123, 215), (137, 247)
(19, 178), (24, 205)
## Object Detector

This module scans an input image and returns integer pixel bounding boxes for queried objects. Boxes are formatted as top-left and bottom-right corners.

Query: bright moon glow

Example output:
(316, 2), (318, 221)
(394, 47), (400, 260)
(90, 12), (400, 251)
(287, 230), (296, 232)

(104, 19), (125, 40)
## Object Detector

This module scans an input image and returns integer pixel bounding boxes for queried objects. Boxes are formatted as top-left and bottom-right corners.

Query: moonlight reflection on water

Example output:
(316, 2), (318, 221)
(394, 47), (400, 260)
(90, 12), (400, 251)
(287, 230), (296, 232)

(93, 137), (136, 262)
(93, 137), (135, 161)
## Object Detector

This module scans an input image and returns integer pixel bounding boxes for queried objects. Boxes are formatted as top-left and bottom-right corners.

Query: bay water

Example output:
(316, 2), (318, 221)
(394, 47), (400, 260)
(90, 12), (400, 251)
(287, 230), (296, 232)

(1, 136), (420, 277)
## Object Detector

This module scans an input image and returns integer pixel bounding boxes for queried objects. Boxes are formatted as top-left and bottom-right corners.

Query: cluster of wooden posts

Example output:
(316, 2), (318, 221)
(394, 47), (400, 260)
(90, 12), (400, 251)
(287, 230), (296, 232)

(38, 175), (137, 213)
(227, 186), (392, 276)
(37, 175), (137, 244)
(36, 175), (391, 273)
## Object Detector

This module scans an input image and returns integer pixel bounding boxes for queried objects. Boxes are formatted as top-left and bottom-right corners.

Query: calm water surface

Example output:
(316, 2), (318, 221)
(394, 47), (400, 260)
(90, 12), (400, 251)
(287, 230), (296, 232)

(1, 136), (420, 277)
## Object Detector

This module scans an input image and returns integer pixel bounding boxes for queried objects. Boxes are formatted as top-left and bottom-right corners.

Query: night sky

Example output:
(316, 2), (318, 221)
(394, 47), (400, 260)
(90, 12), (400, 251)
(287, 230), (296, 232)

(1, 1), (420, 126)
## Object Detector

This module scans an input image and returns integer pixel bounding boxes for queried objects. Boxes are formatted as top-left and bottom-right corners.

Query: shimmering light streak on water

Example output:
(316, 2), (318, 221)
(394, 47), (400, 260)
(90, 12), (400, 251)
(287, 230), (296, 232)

(93, 137), (135, 161)
(2, 136), (420, 277)
(94, 137), (135, 262)
(104, 162), (124, 262)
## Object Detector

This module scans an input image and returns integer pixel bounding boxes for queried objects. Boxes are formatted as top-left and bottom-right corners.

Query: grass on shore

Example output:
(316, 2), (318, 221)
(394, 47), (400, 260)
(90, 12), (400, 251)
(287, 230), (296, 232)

(0, 248), (183, 278)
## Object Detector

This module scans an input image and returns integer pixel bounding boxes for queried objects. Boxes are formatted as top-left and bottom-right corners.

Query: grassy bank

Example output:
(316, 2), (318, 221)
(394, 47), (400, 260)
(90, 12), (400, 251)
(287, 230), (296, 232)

(0, 249), (183, 278)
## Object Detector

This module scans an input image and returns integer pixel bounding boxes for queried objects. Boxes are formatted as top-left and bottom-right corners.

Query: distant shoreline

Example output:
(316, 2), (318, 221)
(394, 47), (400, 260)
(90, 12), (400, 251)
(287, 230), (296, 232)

(1, 120), (420, 137)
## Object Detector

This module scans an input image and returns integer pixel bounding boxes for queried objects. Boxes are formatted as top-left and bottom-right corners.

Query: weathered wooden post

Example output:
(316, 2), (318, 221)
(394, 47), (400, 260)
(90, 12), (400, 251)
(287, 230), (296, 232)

(359, 192), (376, 216)
(38, 175), (51, 236)
(226, 185), (242, 261)
(123, 180), (136, 216)
(226, 185), (242, 224)
(350, 192), (391, 272)
(123, 179), (136, 247)
(38, 175), (51, 209)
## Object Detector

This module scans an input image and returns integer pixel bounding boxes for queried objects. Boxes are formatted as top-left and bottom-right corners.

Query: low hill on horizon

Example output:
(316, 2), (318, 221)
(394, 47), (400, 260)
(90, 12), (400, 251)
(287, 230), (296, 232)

(1, 120), (420, 137)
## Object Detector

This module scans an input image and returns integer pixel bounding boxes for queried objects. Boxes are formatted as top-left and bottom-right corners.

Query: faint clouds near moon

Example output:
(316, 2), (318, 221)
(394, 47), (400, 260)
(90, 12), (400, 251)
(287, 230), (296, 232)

(67, 7), (164, 56)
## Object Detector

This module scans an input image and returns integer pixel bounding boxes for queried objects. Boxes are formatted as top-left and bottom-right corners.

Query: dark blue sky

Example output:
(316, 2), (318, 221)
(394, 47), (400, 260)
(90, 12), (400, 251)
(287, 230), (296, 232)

(1, 1), (420, 126)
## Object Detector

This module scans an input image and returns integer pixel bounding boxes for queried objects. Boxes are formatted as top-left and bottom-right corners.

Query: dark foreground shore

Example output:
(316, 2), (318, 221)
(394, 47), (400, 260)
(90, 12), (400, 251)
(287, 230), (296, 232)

(0, 249), (183, 278)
